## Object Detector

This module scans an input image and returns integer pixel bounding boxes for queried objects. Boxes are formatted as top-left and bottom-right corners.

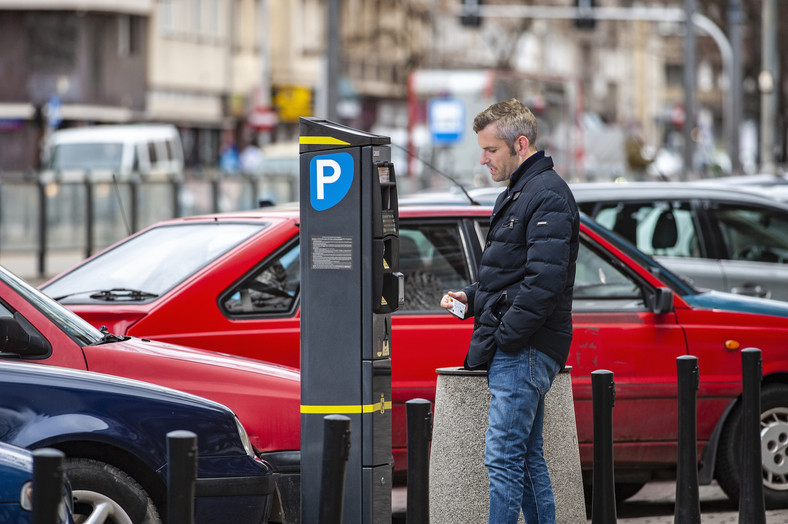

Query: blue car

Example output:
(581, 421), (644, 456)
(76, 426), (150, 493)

(0, 361), (274, 523)
(0, 441), (74, 523)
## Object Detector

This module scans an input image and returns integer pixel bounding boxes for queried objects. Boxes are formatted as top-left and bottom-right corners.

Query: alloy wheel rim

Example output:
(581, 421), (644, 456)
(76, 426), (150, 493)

(761, 406), (788, 491)
(72, 489), (134, 524)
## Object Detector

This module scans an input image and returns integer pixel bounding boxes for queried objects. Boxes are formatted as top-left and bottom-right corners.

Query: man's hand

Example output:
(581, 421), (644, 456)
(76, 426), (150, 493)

(440, 291), (468, 314)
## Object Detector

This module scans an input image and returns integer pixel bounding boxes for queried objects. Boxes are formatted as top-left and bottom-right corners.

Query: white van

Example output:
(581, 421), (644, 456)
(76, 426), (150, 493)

(43, 124), (184, 179)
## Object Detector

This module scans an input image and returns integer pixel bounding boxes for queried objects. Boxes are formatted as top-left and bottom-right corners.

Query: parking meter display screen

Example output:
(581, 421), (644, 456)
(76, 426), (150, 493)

(378, 165), (390, 184)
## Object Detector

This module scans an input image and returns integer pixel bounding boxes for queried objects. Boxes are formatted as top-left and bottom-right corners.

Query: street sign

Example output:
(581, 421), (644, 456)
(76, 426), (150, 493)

(249, 106), (278, 131)
(46, 95), (62, 129)
(428, 98), (465, 145)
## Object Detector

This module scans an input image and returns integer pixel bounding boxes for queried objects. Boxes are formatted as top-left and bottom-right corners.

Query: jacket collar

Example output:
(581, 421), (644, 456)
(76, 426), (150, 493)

(491, 153), (555, 219)
(509, 150), (545, 187)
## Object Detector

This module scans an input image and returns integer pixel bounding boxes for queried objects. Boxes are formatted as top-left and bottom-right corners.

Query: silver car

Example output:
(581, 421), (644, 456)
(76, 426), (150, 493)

(442, 181), (788, 301)
(571, 182), (788, 301)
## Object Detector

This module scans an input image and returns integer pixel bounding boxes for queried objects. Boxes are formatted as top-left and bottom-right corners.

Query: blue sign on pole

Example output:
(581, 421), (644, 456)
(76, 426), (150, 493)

(309, 152), (354, 211)
(46, 95), (62, 129)
(428, 98), (465, 145)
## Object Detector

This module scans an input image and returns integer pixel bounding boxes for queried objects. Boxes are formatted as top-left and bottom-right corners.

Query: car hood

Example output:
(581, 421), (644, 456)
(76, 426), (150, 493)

(683, 290), (788, 319)
(101, 336), (299, 379)
(66, 306), (149, 336)
(83, 336), (301, 452)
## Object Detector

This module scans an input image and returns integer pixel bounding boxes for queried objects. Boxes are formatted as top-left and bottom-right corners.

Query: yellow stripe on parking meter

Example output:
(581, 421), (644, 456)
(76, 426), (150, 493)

(299, 136), (350, 146)
(300, 400), (393, 414)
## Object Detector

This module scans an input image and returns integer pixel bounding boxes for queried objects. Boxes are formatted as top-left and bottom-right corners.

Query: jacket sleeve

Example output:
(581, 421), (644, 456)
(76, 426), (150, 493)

(493, 191), (575, 352)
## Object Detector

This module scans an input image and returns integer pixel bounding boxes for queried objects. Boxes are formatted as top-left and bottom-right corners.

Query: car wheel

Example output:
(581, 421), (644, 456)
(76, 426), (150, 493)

(66, 458), (162, 524)
(716, 383), (788, 509)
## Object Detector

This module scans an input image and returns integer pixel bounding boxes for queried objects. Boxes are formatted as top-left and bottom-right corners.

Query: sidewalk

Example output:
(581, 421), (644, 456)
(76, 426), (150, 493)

(610, 480), (786, 523)
(393, 481), (788, 523)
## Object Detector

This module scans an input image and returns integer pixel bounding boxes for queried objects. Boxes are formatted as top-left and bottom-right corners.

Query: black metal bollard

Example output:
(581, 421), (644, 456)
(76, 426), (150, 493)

(591, 370), (616, 524)
(31, 448), (65, 524)
(167, 430), (198, 524)
(406, 398), (432, 524)
(318, 415), (352, 524)
(739, 348), (766, 524)
(675, 355), (701, 523)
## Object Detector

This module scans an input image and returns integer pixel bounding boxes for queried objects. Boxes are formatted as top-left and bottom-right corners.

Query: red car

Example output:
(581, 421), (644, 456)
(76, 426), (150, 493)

(0, 266), (300, 522)
(42, 204), (788, 507)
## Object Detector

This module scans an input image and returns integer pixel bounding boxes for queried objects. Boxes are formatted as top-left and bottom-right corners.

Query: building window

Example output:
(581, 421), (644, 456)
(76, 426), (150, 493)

(159, 0), (175, 35)
(665, 63), (683, 87)
(192, 0), (202, 35)
(301, 0), (324, 55)
(206, 0), (220, 38)
(119, 15), (143, 57)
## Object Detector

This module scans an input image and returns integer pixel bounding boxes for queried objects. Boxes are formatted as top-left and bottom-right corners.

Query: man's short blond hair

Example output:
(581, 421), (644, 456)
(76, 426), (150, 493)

(473, 98), (538, 153)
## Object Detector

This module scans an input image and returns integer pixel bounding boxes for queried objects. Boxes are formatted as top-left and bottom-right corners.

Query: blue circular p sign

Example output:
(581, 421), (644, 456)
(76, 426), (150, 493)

(310, 152), (354, 211)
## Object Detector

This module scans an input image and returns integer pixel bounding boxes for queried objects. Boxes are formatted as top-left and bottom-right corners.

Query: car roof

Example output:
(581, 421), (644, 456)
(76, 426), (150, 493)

(49, 124), (179, 144)
(145, 201), (495, 226)
(569, 181), (788, 209)
(406, 181), (788, 209)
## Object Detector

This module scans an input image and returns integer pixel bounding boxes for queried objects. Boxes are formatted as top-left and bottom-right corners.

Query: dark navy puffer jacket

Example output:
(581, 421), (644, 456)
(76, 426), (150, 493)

(462, 154), (579, 369)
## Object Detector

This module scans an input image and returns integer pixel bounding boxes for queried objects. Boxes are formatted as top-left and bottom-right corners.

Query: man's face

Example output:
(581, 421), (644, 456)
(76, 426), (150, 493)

(477, 122), (523, 183)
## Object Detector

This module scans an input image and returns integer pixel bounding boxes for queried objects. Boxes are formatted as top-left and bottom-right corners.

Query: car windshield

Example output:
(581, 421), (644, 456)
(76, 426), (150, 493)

(49, 143), (125, 171)
(580, 216), (698, 296)
(42, 222), (267, 303)
(0, 266), (103, 346)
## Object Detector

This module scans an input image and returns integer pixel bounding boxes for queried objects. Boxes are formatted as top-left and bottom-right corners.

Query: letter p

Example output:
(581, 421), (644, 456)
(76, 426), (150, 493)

(316, 159), (341, 200)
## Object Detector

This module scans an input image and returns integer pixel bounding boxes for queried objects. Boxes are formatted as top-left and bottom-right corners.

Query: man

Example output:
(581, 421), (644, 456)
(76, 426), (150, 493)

(440, 99), (579, 524)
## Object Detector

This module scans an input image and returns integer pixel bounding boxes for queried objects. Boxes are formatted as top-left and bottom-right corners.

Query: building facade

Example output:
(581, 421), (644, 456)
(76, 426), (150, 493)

(0, 0), (731, 178)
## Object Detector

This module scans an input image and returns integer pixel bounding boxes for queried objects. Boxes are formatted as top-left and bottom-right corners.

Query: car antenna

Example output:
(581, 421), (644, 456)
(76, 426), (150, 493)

(390, 143), (481, 205)
(111, 173), (133, 236)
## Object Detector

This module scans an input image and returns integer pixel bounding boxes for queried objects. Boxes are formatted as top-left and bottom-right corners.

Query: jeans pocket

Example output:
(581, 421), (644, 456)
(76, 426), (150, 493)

(530, 348), (561, 395)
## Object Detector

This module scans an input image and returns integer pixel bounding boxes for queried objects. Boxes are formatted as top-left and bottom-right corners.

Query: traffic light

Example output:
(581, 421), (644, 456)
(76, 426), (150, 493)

(575, 0), (596, 29)
(461, 0), (482, 27)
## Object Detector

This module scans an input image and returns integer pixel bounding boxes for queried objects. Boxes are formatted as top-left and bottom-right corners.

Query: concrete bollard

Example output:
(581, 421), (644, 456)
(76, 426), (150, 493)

(429, 366), (585, 524)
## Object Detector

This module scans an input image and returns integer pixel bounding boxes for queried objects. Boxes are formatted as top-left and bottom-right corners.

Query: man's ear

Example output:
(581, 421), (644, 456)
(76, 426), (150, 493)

(516, 136), (530, 158)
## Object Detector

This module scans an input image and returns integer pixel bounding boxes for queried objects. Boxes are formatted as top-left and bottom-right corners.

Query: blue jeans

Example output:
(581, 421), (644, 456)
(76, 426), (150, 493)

(486, 346), (561, 524)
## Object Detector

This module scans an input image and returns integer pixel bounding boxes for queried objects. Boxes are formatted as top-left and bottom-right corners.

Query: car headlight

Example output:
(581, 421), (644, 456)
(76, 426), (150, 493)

(235, 416), (256, 459)
(20, 480), (72, 523)
(19, 481), (32, 511)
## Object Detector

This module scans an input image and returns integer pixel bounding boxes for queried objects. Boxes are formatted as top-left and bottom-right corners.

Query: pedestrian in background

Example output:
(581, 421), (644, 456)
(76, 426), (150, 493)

(440, 98), (579, 524)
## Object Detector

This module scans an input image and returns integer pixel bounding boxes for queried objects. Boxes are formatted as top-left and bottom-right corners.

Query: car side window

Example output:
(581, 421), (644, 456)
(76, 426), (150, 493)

(474, 218), (644, 310)
(398, 223), (470, 312)
(0, 302), (13, 318)
(573, 240), (645, 310)
(147, 141), (158, 164)
(222, 243), (300, 316)
(594, 202), (701, 258)
(708, 203), (788, 263)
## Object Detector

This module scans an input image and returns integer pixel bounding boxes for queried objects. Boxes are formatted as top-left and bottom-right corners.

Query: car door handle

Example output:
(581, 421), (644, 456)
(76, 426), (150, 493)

(731, 284), (769, 298)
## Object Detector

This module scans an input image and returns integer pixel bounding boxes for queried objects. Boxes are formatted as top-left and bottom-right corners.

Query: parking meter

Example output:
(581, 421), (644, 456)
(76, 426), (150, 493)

(299, 118), (402, 524)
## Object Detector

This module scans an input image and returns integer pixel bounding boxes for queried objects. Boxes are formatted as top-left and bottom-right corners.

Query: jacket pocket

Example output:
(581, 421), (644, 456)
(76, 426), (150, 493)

(463, 293), (506, 369)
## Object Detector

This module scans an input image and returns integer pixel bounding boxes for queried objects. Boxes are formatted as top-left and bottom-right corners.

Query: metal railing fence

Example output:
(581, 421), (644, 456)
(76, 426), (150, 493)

(0, 169), (298, 281)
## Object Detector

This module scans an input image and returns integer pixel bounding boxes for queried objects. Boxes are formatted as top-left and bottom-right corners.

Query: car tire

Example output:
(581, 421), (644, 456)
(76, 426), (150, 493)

(66, 458), (162, 524)
(716, 383), (788, 509)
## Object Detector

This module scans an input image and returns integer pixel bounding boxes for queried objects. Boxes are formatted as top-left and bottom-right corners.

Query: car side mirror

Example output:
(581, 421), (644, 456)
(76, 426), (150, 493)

(0, 315), (51, 358)
(651, 288), (674, 315)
